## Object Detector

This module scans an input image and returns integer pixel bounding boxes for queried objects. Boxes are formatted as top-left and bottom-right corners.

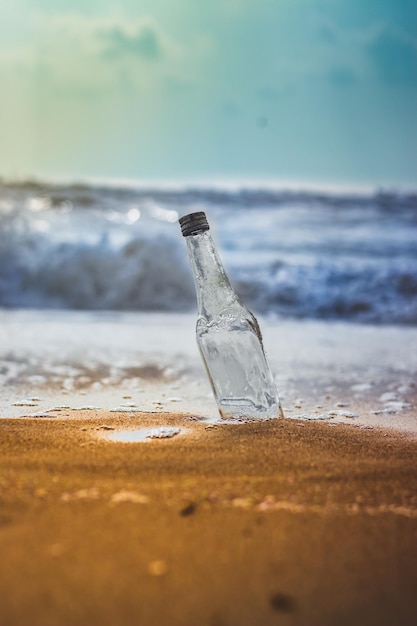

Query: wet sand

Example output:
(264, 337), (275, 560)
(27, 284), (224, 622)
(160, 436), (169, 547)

(1, 411), (417, 626)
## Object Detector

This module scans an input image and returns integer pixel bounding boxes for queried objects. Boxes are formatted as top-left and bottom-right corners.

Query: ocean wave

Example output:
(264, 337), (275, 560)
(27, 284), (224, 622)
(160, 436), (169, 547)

(1, 180), (416, 323)
(234, 261), (417, 324)
(0, 233), (194, 311)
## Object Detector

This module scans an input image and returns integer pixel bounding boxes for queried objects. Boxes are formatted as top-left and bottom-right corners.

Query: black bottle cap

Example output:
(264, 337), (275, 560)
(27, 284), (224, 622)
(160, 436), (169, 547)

(179, 212), (210, 237)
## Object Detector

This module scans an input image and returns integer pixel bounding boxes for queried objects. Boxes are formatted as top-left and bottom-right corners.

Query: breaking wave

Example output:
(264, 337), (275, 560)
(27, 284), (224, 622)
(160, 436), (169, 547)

(1, 180), (416, 323)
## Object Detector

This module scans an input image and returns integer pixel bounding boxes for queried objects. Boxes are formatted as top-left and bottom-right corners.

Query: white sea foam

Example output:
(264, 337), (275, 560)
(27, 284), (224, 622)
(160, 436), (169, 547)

(1, 310), (416, 433)
(105, 427), (183, 442)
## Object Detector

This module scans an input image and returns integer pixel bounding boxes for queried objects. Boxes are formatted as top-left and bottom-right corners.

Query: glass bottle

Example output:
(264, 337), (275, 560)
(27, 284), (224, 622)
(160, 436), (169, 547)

(179, 211), (284, 421)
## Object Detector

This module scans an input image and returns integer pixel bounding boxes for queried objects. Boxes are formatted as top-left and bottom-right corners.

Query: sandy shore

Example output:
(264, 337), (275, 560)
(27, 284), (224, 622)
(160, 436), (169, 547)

(1, 411), (417, 626)
(1, 311), (417, 623)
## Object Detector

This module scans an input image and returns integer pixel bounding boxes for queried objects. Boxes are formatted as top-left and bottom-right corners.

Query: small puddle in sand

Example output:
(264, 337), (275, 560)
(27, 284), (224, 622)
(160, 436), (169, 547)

(105, 426), (186, 443)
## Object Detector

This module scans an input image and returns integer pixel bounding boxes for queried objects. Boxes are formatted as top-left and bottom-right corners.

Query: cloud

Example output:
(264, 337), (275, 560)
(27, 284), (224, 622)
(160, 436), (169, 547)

(0, 13), (191, 99)
(367, 27), (417, 84)
(99, 24), (163, 61)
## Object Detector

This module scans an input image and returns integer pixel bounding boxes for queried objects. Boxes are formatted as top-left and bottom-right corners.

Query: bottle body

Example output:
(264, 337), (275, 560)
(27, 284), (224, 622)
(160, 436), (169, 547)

(197, 303), (280, 420)
(181, 216), (283, 421)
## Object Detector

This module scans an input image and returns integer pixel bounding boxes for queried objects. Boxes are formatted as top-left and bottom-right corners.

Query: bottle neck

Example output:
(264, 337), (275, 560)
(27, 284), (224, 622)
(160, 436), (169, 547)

(186, 231), (238, 317)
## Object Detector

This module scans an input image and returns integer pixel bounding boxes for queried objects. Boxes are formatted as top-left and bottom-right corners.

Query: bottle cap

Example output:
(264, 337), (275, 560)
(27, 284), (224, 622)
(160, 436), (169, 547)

(179, 212), (210, 237)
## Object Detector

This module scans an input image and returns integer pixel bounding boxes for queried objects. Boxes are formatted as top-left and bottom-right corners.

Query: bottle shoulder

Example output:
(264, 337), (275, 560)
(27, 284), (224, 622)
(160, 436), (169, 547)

(196, 304), (262, 340)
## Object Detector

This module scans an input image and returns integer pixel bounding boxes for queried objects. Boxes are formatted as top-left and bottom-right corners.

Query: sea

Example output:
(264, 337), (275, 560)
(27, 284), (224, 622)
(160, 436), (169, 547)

(1, 179), (416, 324)
(1, 179), (417, 430)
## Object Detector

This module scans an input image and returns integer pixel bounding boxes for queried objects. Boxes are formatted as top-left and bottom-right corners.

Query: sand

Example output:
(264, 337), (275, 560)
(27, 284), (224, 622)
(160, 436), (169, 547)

(1, 311), (417, 624)
(1, 411), (417, 626)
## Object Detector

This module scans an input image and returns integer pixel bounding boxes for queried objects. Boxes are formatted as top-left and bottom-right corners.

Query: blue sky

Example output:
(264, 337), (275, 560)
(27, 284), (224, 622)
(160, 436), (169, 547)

(0, 0), (416, 186)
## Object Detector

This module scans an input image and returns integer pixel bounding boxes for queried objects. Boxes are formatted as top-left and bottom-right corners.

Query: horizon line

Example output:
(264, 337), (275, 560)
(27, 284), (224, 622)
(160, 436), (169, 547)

(1, 173), (416, 195)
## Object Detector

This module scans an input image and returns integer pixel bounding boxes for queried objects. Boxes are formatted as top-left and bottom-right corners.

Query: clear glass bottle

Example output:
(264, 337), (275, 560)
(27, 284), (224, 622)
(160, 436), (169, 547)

(179, 211), (284, 421)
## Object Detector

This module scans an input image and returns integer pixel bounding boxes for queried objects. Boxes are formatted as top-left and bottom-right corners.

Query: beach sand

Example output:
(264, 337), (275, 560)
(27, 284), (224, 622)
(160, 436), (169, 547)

(1, 311), (417, 624)
(1, 411), (417, 626)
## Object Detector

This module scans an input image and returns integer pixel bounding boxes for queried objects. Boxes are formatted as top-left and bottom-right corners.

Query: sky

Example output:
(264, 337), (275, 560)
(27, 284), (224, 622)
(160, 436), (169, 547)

(0, 0), (416, 187)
